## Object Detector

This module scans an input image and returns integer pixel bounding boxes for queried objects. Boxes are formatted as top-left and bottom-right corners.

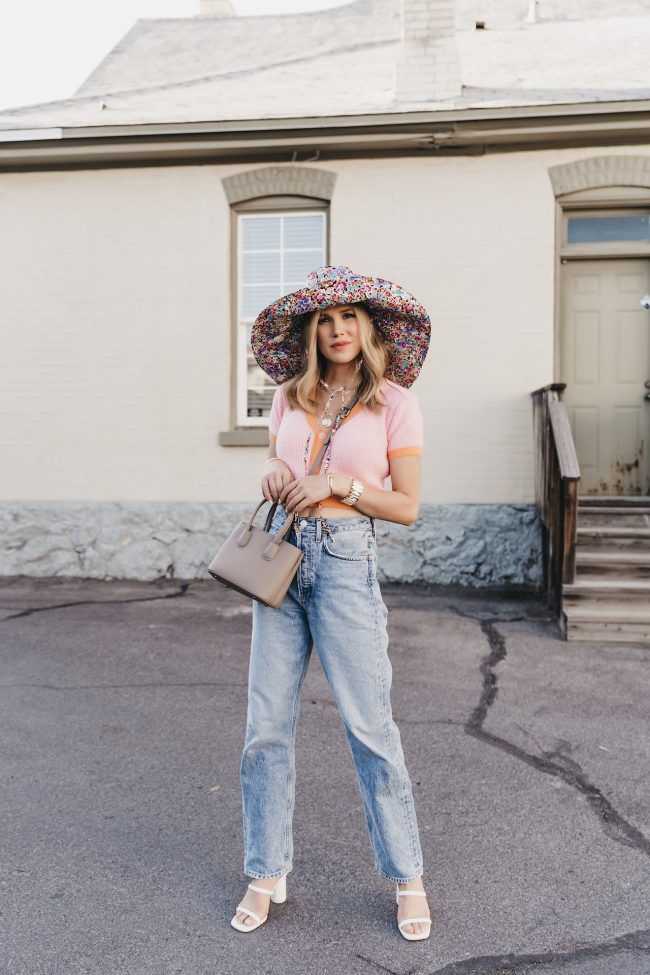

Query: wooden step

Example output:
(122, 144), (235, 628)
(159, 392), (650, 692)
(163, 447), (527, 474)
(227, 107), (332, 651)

(564, 497), (650, 642)
(562, 596), (650, 620)
(564, 613), (650, 643)
(578, 495), (650, 507)
(574, 550), (650, 579)
(576, 526), (650, 550)
(577, 496), (650, 528)
(577, 510), (650, 527)
(578, 506), (650, 515)
(563, 579), (650, 605)
(564, 605), (650, 623)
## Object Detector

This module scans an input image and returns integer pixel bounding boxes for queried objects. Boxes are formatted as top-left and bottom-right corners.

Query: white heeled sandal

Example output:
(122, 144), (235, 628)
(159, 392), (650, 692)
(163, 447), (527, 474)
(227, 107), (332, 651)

(395, 886), (432, 941)
(230, 874), (287, 932)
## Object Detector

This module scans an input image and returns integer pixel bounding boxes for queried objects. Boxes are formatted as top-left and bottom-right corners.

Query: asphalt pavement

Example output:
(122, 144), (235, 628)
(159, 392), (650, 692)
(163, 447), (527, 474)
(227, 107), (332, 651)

(1, 575), (649, 975)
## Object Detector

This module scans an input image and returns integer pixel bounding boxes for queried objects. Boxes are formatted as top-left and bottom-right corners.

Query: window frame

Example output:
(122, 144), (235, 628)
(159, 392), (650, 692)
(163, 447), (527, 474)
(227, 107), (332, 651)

(557, 190), (650, 262)
(552, 181), (650, 384)
(231, 195), (330, 430)
(562, 205), (650, 256)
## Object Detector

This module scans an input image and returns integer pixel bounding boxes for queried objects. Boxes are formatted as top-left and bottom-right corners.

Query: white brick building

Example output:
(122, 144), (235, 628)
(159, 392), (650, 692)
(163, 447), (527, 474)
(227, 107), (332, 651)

(1, 0), (649, 585)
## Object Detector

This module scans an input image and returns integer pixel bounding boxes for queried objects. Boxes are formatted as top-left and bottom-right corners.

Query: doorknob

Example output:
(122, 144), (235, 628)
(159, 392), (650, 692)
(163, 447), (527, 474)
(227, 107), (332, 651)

(646, 380), (650, 389)
(646, 392), (650, 401)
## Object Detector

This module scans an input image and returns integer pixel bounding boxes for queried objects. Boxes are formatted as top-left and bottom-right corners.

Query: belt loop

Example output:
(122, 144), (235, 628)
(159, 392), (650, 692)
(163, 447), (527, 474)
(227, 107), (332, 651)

(370, 516), (376, 538)
(316, 516), (322, 542)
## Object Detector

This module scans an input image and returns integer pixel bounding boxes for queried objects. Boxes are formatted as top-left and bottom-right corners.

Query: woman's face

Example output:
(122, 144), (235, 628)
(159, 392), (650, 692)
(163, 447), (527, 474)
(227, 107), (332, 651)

(315, 304), (362, 366)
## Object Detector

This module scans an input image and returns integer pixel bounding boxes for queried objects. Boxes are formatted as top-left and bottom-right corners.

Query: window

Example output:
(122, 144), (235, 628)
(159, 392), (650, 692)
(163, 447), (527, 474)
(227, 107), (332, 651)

(220, 167), (336, 441)
(564, 206), (650, 250)
(237, 207), (327, 427)
(567, 212), (650, 244)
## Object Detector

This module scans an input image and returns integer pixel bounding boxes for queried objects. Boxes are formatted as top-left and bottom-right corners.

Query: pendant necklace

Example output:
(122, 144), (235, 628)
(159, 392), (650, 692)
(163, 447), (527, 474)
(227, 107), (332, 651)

(315, 356), (363, 441)
(303, 356), (364, 480)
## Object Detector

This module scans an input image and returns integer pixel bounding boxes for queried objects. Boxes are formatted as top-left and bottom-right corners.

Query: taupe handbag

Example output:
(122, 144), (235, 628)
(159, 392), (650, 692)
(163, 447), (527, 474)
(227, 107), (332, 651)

(208, 389), (361, 608)
(207, 497), (302, 607)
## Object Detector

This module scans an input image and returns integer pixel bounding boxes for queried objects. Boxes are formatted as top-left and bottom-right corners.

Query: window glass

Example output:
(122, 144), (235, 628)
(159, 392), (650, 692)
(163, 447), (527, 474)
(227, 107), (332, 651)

(238, 210), (326, 422)
(242, 251), (281, 282)
(241, 284), (285, 320)
(284, 214), (323, 249)
(567, 214), (650, 243)
(284, 249), (323, 281)
(241, 217), (281, 250)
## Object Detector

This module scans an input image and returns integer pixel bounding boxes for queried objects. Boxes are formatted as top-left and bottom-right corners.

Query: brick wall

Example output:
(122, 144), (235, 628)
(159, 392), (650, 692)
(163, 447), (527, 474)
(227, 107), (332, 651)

(2, 146), (647, 506)
(395, 0), (462, 102)
(197, 0), (234, 16)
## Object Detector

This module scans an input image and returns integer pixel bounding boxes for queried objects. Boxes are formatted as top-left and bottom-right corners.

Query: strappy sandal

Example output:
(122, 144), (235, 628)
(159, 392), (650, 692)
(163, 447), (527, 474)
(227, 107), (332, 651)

(395, 886), (432, 941)
(230, 874), (287, 932)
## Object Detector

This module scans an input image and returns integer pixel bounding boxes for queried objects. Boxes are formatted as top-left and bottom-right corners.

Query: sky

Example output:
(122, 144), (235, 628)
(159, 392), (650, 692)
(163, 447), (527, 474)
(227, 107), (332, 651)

(0, 0), (350, 112)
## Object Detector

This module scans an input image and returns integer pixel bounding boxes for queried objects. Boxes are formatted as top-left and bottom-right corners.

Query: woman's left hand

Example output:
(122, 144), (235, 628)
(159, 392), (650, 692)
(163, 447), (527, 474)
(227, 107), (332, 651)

(279, 475), (331, 513)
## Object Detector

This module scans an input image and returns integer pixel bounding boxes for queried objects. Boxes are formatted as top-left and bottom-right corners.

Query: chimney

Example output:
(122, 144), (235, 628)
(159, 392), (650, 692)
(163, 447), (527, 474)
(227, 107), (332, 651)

(395, 0), (462, 103)
(197, 0), (235, 16)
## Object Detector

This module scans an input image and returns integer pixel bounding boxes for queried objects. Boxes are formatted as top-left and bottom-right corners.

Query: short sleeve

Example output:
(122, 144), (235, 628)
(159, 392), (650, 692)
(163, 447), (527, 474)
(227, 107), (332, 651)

(386, 389), (424, 460)
(268, 383), (287, 442)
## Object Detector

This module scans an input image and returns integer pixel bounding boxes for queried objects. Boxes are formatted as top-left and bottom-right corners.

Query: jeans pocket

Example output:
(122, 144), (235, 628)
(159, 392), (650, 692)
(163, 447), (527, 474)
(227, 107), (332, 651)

(323, 530), (371, 562)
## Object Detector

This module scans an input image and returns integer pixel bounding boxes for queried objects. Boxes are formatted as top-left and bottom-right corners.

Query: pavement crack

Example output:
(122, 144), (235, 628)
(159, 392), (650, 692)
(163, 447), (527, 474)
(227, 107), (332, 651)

(359, 927), (650, 975)
(0, 583), (192, 620)
(421, 925), (650, 974)
(445, 606), (549, 624)
(356, 954), (417, 974)
(464, 619), (650, 858)
(467, 618), (507, 729)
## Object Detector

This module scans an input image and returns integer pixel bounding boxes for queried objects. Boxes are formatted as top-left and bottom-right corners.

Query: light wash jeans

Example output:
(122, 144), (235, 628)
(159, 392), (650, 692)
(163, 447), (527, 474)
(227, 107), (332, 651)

(239, 504), (424, 883)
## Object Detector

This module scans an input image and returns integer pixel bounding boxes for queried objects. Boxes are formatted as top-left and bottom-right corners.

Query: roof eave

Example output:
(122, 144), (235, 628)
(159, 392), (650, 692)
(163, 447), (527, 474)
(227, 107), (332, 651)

(1, 98), (650, 167)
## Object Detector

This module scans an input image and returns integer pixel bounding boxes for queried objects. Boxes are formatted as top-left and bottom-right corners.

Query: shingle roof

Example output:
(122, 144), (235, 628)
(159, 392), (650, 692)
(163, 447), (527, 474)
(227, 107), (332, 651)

(0, 0), (647, 130)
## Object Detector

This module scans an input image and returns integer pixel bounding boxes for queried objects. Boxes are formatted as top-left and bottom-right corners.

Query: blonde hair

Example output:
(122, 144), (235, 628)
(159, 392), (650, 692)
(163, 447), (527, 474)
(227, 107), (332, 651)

(283, 302), (391, 415)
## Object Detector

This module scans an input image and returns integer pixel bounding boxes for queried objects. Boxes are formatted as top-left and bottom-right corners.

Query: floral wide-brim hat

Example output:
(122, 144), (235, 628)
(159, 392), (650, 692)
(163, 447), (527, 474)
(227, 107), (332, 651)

(250, 265), (431, 389)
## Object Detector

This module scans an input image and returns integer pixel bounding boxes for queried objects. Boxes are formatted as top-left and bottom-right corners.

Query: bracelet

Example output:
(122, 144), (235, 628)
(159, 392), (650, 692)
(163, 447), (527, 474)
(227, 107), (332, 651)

(263, 457), (283, 467)
(327, 474), (334, 497)
(341, 477), (364, 506)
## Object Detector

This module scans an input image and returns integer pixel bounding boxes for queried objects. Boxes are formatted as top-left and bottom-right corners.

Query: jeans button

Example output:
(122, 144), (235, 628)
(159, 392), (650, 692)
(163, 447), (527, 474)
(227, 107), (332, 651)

(299, 519), (308, 528)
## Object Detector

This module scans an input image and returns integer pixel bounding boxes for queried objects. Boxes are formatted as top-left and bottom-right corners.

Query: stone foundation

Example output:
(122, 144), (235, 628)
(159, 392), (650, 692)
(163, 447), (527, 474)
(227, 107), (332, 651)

(0, 501), (542, 588)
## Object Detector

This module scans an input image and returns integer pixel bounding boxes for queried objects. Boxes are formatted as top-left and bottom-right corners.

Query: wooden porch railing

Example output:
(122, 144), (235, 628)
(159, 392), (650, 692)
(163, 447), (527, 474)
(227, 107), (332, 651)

(530, 383), (581, 619)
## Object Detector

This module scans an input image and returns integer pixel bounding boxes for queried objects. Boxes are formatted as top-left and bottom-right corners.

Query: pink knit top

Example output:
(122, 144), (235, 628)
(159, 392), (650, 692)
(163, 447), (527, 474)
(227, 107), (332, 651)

(268, 376), (424, 513)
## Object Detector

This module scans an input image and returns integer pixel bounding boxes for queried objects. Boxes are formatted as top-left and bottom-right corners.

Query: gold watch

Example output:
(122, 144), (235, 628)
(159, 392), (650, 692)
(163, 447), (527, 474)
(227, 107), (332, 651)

(341, 478), (364, 505)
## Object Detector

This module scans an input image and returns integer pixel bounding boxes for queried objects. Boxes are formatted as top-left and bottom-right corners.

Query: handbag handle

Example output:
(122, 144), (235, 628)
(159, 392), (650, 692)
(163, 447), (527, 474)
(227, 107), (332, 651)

(239, 497), (296, 547)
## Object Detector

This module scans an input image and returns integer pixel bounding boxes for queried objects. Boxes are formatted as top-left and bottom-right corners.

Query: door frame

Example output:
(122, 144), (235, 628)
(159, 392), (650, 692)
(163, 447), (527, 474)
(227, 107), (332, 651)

(553, 182), (650, 383)
(548, 156), (650, 494)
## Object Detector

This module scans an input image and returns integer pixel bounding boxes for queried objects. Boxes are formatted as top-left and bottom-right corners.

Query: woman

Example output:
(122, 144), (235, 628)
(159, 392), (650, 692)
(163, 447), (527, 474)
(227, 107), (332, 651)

(231, 266), (432, 941)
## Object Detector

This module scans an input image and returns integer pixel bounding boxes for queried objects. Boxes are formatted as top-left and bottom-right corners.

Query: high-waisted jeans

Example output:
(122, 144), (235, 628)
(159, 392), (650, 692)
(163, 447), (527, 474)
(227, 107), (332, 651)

(239, 504), (424, 883)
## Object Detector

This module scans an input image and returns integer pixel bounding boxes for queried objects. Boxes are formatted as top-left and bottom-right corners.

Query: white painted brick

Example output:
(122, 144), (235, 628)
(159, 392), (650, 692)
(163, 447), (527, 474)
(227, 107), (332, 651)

(2, 147), (647, 506)
(396, 0), (461, 101)
(198, 0), (234, 16)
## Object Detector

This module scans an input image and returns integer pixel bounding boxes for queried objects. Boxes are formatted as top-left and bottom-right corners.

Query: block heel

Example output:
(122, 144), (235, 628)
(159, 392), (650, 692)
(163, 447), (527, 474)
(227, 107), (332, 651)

(269, 874), (286, 903)
(231, 874), (288, 932)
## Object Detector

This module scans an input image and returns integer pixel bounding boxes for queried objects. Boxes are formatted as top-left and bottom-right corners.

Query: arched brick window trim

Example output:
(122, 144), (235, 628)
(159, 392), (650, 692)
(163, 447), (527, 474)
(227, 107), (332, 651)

(549, 155), (650, 197)
(221, 166), (337, 205)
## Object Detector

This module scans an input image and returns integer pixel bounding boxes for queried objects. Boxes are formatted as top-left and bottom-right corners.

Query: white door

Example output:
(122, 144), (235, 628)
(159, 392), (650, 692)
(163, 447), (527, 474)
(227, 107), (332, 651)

(560, 258), (650, 495)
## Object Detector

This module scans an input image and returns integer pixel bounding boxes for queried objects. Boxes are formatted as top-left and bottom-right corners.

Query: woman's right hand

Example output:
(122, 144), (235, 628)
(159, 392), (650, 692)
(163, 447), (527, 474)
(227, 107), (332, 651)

(262, 458), (294, 502)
